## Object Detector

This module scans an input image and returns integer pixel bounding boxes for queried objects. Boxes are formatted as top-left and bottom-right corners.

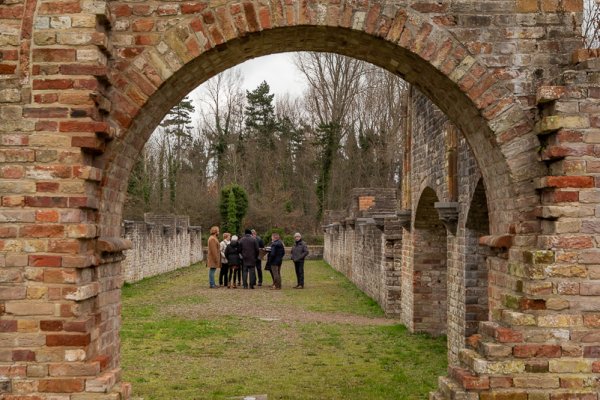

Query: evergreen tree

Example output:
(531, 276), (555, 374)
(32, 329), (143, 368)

(244, 81), (278, 146)
(314, 122), (341, 220)
(219, 184), (248, 234)
(225, 190), (238, 234)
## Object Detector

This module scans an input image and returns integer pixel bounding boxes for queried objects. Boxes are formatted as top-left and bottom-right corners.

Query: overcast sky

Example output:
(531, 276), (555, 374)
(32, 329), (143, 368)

(189, 52), (306, 110)
(235, 52), (307, 97)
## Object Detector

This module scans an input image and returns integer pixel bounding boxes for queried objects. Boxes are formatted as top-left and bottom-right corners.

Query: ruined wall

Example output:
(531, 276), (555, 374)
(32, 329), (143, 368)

(1, 0), (599, 398)
(324, 188), (403, 314)
(121, 214), (202, 283)
(325, 88), (492, 364)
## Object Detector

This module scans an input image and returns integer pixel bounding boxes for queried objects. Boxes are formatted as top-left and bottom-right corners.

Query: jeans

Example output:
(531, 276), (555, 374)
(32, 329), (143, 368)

(294, 260), (305, 286)
(271, 264), (281, 289)
(242, 265), (256, 288)
(219, 264), (229, 286)
(208, 268), (217, 287)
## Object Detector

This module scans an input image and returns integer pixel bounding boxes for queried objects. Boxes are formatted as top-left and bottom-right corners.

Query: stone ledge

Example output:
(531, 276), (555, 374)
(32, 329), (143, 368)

(479, 235), (513, 249)
(536, 86), (566, 104)
(96, 237), (132, 253)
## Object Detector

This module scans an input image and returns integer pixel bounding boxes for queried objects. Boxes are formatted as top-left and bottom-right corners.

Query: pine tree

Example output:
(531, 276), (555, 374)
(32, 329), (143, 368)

(244, 81), (278, 147)
(219, 184), (248, 234)
(159, 96), (195, 210)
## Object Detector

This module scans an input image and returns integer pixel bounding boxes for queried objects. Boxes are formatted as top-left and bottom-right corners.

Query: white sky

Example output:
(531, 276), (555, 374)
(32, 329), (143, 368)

(235, 52), (307, 97)
(189, 52), (307, 111)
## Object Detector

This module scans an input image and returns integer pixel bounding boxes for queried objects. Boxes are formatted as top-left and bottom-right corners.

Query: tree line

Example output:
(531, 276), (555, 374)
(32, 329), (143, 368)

(124, 53), (407, 237)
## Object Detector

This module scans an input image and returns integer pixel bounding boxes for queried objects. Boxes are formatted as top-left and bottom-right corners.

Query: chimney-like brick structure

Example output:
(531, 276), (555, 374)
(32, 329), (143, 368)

(0, 0), (598, 398)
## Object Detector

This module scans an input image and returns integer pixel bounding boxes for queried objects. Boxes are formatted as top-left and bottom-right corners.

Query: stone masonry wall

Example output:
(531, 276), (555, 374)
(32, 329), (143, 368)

(121, 214), (202, 283)
(324, 189), (402, 314)
(325, 89), (492, 365)
(1, 0), (599, 398)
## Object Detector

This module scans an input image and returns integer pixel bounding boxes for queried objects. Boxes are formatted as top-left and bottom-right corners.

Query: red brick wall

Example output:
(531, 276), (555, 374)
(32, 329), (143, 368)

(1, 0), (599, 398)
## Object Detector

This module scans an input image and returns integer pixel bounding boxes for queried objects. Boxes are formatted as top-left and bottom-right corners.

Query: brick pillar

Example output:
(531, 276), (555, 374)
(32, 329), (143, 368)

(0, 0), (130, 397)
(432, 56), (600, 400)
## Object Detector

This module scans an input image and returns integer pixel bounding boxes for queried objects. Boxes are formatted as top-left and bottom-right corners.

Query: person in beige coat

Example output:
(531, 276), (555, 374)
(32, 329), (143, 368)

(207, 226), (221, 288)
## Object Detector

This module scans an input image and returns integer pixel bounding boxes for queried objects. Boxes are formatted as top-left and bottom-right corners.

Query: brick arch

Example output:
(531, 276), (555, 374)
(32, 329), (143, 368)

(95, 2), (544, 239)
(413, 186), (447, 336)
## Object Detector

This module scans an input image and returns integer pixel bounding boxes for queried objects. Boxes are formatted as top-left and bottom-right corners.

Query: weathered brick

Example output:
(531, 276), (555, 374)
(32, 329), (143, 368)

(46, 334), (91, 347)
(38, 378), (85, 392)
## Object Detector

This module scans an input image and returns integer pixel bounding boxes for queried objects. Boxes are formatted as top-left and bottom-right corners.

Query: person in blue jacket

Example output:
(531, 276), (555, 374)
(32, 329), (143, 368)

(266, 232), (285, 290)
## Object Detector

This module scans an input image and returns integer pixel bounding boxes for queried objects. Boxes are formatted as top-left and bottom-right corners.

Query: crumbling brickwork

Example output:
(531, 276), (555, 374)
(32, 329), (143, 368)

(121, 214), (202, 283)
(1, 0), (598, 398)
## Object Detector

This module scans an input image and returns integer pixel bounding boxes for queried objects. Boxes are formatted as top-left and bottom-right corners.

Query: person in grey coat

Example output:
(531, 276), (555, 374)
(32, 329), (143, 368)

(291, 232), (309, 289)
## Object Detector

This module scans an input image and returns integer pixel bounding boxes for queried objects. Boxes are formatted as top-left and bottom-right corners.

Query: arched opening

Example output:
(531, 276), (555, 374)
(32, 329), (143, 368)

(89, 6), (542, 396)
(464, 179), (490, 337)
(413, 187), (447, 336)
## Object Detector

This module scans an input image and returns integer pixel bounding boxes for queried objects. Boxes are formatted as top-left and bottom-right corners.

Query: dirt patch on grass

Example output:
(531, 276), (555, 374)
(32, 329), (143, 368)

(162, 285), (397, 326)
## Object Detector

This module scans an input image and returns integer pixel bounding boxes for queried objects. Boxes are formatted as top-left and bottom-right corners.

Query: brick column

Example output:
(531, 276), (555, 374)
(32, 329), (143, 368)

(0, 0), (130, 397)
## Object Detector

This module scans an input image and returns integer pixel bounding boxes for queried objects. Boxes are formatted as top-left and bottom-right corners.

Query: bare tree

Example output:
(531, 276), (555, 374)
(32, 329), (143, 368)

(583, 0), (600, 49)
(196, 69), (246, 186)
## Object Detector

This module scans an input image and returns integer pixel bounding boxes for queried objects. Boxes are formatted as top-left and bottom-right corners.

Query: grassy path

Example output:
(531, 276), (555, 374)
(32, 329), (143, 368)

(121, 260), (447, 399)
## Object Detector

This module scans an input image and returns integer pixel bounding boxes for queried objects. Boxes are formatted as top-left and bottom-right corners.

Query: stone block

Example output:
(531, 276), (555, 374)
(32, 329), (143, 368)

(548, 359), (592, 373)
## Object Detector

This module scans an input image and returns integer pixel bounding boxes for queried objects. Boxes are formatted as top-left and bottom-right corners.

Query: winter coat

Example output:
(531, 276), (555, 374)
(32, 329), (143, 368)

(239, 234), (259, 267)
(207, 235), (221, 268)
(225, 240), (242, 266)
(255, 235), (265, 260)
(291, 239), (309, 262)
(267, 239), (285, 266)
(220, 239), (230, 264)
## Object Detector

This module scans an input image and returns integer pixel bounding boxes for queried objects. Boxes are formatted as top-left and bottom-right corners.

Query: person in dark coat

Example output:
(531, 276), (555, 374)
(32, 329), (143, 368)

(239, 229), (259, 289)
(251, 229), (265, 286)
(225, 235), (242, 288)
(266, 232), (285, 290)
(291, 232), (309, 289)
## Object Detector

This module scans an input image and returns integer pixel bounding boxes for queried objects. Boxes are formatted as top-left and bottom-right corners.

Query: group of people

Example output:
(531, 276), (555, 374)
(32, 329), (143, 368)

(206, 227), (309, 290)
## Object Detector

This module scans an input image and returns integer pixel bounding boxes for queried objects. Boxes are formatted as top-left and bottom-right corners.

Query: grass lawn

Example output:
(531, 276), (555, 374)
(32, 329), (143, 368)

(121, 260), (447, 399)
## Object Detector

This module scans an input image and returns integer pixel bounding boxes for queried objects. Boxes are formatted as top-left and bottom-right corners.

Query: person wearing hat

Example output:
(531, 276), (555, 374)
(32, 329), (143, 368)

(291, 232), (309, 289)
(206, 226), (221, 288)
(239, 228), (259, 289)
